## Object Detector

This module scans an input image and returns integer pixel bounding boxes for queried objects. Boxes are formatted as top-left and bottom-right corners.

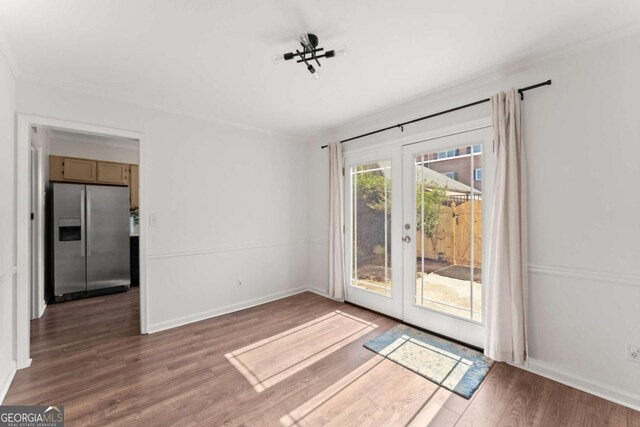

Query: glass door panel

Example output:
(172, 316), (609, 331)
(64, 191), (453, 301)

(345, 148), (403, 319)
(351, 161), (392, 297)
(414, 144), (483, 321)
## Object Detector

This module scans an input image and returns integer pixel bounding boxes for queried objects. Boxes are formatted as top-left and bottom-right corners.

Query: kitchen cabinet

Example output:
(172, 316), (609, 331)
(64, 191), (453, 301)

(97, 161), (128, 185)
(49, 156), (65, 181)
(50, 155), (139, 209)
(129, 165), (139, 208)
(63, 157), (97, 182)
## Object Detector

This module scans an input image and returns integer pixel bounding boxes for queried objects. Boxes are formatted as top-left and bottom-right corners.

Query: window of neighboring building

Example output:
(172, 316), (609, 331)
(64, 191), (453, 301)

(474, 168), (483, 181)
(444, 171), (458, 180)
(473, 144), (482, 153)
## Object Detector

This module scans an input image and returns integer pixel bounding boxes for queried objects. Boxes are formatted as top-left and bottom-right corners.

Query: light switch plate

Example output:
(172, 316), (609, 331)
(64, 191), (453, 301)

(149, 214), (158, 227)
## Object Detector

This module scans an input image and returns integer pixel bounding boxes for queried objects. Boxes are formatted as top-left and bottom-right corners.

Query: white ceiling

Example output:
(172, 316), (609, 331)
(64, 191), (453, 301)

(2, 1), (640, 139)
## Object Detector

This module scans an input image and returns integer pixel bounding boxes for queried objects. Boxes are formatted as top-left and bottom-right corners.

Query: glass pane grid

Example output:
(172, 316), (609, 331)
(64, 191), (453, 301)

(414, 144), (483, 321)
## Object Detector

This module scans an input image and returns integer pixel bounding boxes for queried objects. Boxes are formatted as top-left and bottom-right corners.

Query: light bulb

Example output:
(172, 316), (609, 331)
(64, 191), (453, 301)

(272, 54), (285, 64)
(307, 63), (320, 79)
(299, 32), (310, 46)
(334, 46), (348, 57)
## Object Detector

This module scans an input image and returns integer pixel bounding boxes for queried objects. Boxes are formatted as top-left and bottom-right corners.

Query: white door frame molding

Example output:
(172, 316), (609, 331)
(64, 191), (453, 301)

(29, 144), (45, 320)
(16, 114), (149, 369)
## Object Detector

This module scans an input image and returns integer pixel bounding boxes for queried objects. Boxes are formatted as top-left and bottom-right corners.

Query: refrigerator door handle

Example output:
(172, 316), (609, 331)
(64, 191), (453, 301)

(87, 189), (92, 256)
(80, 189), (85, 257)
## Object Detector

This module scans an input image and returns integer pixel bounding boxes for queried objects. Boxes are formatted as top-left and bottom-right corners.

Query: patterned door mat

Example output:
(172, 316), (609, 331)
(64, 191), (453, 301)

(364, 324), (493, 399)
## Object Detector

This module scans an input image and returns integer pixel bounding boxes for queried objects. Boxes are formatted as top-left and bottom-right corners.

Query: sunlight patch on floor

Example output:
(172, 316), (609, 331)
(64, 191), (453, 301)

(225, 311), (377, 392)
(279, 356), (455, 426)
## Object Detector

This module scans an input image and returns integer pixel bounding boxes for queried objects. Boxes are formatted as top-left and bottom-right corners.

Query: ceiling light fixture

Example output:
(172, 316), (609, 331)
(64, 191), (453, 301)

(273, 33), (347, 79)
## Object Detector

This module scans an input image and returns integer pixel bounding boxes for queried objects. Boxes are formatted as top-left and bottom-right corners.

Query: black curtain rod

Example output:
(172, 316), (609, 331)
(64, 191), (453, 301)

(320, 79), (552, 149)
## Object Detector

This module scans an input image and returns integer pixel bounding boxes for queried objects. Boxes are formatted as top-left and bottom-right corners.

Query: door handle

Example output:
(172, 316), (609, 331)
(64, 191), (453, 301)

(80, 189), (85, 257)
(402, 235), (411, 243)
(87, 189), (92, 256)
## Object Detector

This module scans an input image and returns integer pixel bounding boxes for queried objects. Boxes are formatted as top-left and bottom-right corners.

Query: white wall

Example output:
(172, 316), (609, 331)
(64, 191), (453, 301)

(16, 80), (309, 333)
(307, 33), (640, 408)
(0, 53), (16, 402)
(49, 134), (139, 164)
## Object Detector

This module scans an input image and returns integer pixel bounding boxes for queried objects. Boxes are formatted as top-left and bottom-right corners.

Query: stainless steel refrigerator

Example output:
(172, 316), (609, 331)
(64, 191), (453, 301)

(53, 183), (130, 300)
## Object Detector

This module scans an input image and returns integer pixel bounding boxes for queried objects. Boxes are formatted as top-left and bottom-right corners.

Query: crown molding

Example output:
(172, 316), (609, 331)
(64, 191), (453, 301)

(17, 72), (306, 143)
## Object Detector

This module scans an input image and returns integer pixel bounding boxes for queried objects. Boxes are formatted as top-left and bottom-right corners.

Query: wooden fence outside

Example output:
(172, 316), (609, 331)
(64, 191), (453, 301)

(416, 200), (482, 267)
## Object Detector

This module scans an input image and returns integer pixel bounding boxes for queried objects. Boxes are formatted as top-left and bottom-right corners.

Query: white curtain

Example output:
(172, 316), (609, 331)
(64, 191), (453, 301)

(328, 142), (346, 300)
(485, 89), (528, 364)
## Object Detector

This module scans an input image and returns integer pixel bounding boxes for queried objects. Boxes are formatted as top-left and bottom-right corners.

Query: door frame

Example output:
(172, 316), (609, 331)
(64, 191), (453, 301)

(16, 114), (149, 369)
(29, 144), (44, 320)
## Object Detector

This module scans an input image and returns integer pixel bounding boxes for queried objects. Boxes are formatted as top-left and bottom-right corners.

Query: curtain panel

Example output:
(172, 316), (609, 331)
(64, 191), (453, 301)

(485, 89), (529, 364)
(328, 142), (346, 300)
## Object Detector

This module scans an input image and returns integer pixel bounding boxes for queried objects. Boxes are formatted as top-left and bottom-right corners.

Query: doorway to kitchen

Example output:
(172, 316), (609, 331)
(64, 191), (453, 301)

(344, 126), (493, 348)
(16, 114), (148, 369)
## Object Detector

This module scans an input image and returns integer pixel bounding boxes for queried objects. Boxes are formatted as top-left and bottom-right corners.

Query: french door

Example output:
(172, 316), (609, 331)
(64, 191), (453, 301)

(345, 127), (493, 348)
(344, 148), (404, 319)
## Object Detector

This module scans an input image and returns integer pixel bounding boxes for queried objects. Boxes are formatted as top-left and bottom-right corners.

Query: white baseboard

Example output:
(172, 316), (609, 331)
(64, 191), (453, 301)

(307, 287), (329, 298)
(147, 287), (309, 333)
(307, 286), (347, 302)
(0, 361), (17, 404)
(517, 359), (640, 411)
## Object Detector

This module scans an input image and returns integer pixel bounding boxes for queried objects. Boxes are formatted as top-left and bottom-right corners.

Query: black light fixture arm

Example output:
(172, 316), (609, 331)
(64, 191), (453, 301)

(296, 49), (336, 63)
(284, 48), (324, 61)
(320, 79), (552, 149)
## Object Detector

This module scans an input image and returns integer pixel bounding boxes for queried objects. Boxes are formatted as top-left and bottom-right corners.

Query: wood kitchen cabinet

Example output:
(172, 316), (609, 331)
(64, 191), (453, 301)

(97, 161), (129, 185)
(62, 157), (97, 182)
(49, 156), (65, 181)
(129, 165), (139, 208)
(50, 156), (139, 208)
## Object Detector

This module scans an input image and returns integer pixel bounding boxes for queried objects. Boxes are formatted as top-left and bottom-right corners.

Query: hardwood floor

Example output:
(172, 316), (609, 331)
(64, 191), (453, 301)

(5, 289), (639, 426)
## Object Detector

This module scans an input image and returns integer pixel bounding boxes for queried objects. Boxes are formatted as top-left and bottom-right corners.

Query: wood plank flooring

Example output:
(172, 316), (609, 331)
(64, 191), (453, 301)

(5, 289), (639, 426)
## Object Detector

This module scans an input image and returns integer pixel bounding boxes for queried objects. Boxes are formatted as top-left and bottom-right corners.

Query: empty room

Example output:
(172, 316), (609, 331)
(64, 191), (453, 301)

(0, 1), (639, 426)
